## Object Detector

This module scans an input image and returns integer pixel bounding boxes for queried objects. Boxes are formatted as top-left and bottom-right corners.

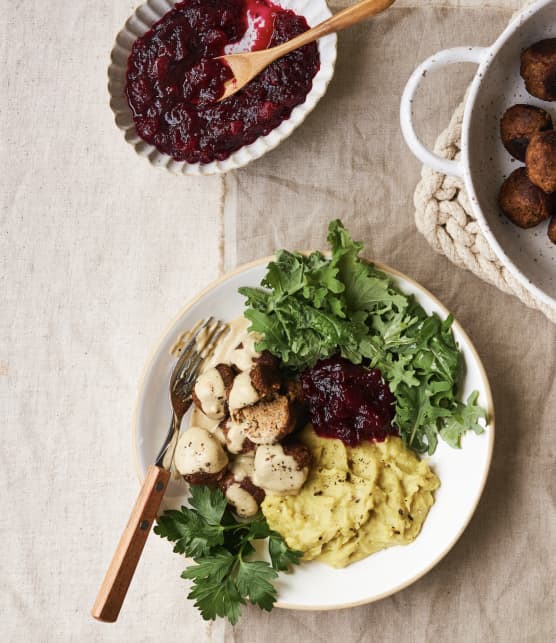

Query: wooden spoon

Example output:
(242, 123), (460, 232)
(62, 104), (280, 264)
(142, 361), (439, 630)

(217, 0), (396, 101)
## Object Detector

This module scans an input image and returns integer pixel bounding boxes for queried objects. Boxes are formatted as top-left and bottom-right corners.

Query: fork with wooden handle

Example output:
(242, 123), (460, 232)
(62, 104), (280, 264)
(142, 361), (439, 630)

(217, 0), (396, 101)
(91, 317), (228, 622)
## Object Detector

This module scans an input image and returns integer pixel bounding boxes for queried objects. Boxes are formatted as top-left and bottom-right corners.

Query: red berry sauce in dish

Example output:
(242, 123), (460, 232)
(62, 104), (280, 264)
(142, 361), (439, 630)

(125, 0), (320, 164)
(300, 356), (397, 447)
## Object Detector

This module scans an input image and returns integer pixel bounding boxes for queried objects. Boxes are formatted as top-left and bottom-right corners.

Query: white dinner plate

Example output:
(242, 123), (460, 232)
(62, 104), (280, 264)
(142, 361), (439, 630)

(133, 257), (495, 610)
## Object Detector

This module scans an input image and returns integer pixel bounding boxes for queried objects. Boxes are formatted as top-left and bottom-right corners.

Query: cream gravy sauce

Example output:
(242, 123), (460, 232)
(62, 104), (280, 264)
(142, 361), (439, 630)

(174, 426), (228, 475)
(225, 484), (259, 517)
(228, 371), (260, 411)
(252, 444), (308, 496)
(193, 367), (226, 419)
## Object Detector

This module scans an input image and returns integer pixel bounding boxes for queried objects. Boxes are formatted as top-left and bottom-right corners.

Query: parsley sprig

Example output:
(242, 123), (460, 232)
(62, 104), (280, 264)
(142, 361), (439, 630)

(154, 486), (302, 624)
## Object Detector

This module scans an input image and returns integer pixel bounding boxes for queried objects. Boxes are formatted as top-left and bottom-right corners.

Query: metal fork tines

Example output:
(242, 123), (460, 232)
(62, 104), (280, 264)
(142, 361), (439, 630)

(155, 317), (229, 468)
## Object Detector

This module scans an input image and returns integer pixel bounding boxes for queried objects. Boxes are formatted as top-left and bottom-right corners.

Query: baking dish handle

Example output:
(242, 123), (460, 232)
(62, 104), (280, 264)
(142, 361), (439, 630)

(400, 46), (487, 178)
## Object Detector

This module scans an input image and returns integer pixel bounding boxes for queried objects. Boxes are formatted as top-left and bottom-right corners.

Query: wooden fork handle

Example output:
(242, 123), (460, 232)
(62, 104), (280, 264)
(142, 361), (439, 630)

(272, 0), (396, 58)
(91, 465), (171, 622)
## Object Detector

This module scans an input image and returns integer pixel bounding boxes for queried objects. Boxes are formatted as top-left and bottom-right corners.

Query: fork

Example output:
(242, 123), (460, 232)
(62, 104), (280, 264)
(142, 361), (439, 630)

(91, 317), (228, 622)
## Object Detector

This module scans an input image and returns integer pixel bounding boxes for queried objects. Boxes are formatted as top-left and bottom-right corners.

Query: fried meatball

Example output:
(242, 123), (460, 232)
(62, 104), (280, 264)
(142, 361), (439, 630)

(498, 167), (554, 228)
(256, 349), (279, 368)
(220, 418), (256, 455)
(215, 363), (236, 393)
(284, 378), (303, 402)
(526, 130), (556, 193)
(521, 38), (556, 101)
(233, 395), (296, 445)
(192, 364), (235, 419)
(548, 217), (556, 244)
(252, 442), (312, 496)
(220, 457), (265, 517)
(500, 104), (552, 161)
(182, 470), (226, 487)
(174, 426), (228, 486)
(250, 352), (281, 397)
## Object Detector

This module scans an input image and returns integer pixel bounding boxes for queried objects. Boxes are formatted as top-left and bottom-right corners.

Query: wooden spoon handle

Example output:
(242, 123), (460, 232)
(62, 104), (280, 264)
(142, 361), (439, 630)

(271, 0), (395, 58)
(91, 465), (171, 622)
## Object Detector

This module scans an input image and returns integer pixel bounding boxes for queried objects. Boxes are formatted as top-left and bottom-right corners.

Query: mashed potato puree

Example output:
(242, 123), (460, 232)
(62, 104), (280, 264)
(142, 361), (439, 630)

(261, 426), (440, 568)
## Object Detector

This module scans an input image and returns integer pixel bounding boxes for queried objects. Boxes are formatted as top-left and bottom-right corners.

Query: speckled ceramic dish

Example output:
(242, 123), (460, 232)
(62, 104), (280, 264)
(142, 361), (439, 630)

(132, 258), (494, 611)
(108, 0), (336, 175)
(401, 0), (556, 311)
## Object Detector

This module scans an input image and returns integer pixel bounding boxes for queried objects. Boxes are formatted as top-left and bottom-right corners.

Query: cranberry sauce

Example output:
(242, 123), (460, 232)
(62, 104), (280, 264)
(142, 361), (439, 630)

(300, 356), (397, 447)
(125, 0), (320, 164)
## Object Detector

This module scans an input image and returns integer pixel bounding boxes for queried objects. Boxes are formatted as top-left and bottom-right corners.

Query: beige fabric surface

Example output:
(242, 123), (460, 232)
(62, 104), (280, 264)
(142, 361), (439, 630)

(1, 1), (555, 642)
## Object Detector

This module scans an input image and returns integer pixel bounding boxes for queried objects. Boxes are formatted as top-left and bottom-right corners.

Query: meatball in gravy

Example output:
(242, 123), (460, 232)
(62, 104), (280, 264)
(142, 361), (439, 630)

(175, 426), (228, 485)
(192, 364), (235, 420)
(228, 371), (261, 411)
(252, 442), (311, 496)
(233, 395), (296, 445)
(221, 418), (256, 454)
(220, 457), (265, 518)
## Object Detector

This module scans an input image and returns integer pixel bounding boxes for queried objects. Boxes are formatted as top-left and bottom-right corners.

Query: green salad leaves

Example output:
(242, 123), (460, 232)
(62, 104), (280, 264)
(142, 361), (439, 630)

(154, 486), (302, 625)
(239, 219), (486, 454)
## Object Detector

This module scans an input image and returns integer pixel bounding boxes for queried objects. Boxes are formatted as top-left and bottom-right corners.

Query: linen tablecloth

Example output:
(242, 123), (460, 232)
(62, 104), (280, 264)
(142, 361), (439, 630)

(1, 1), (554, 641)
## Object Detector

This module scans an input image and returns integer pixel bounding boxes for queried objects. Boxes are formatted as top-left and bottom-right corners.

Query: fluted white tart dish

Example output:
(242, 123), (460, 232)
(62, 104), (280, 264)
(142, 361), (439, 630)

(108, 0), (337, 175)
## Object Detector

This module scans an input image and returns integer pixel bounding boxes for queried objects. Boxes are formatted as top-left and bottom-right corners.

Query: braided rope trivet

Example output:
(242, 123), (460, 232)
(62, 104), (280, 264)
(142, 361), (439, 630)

(414, 93), (556, 323)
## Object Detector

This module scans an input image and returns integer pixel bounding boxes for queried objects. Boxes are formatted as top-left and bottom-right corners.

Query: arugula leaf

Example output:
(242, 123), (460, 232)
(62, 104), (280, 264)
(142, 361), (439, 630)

(328, 220), (407, 314)
(156, 489), (301, 625)
(240, 219), (488, 455)
(439, 391), (486, 448)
